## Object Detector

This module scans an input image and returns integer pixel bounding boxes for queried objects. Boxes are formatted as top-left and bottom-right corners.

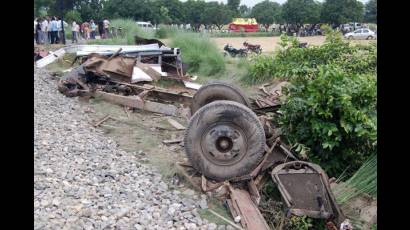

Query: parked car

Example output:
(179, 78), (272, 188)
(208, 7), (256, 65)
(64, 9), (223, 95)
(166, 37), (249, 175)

(136, 21), (156, 30)
(344, 28), (376, 40)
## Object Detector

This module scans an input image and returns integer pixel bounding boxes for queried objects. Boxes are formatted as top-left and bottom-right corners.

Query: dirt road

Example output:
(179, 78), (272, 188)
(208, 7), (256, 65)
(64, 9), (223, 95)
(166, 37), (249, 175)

(211, 36), (376, 53)
(163, 36), (376, 53)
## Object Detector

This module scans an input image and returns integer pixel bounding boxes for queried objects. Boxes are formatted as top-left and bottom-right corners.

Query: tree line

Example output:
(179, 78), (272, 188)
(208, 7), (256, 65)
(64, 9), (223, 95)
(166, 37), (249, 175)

(34, 0), (377, 28)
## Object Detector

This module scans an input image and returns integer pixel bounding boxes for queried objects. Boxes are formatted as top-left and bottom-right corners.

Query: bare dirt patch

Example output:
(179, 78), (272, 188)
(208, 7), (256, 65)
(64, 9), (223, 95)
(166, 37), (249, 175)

(164, 36), (376, 53)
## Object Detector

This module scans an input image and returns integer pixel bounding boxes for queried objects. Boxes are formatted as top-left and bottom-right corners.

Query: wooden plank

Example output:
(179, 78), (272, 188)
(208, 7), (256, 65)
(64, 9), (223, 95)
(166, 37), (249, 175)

(166, 117), (186, 130)
(93, 91), (178, 116)
(228, 187), (271, 230)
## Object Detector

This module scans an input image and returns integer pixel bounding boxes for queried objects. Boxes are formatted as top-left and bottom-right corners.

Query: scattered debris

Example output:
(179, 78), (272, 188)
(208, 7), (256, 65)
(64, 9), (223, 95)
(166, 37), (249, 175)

(162, 139), (183, 145)
(208, 209), (244, 230)
(36, 48), (66, 68)
(93, 115), (111, 127)
(166, 118), (185, 130)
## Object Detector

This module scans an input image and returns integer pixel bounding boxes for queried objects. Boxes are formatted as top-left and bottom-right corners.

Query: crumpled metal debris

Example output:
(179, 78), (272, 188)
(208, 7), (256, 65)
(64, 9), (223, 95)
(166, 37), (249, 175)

(82, 53), (136, 82)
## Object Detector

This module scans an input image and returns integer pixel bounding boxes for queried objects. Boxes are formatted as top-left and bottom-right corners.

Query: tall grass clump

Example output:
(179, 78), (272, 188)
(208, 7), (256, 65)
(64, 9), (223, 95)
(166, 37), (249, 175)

(88, 18), (154, 45)
(170, 33), (225, 76)
(155, 25), (180, 39)
(334, 154), (377, 204)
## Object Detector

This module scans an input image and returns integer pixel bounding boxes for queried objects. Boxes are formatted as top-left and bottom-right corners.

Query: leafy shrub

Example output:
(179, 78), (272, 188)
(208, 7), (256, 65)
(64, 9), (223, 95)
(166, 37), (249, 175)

(287, 216), (313, 230)
(244, 29), (377, 177)
(279, 65), (376, 177)
(170, 33), (225, 76)
(246, 30), (376, 84)
(242, 55), (276, 84)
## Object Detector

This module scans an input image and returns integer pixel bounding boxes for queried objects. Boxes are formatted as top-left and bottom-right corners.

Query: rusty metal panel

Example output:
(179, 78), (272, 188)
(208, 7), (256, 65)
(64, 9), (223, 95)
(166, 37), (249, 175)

(82, 54), (136, 82)
(227, 186), (270, 230)
(271, 161), (346, 225)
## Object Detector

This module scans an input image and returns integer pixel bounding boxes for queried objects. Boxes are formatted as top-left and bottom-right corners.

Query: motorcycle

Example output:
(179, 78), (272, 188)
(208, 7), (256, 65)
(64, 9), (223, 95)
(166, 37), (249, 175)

(223, 44), (248, 58)
(243, 41), (262, 54)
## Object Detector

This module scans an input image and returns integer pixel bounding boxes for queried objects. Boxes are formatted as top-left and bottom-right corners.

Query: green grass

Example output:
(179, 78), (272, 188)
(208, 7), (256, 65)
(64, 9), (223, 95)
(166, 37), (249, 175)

(169, 32), (225, 77)
(198, 197), (233, 226)
(333, 154), (377, 204)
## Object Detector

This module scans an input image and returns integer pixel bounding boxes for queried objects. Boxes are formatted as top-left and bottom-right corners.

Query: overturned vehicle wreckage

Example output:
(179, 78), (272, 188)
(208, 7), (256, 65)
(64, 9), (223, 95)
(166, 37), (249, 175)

(50, 40), (351, 229)
(180, 82), (352, 230)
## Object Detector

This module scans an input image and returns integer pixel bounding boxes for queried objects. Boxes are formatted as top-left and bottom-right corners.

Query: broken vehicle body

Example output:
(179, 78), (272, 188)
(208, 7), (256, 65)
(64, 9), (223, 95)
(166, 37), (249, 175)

(181, 82), (352, 230)
(42, 39), (350, 229)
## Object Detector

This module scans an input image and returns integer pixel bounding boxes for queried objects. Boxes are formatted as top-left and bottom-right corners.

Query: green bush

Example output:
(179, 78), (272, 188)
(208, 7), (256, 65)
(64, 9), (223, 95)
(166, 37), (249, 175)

(170, 33), (225, 76)
(279, 65), (376, 177)
(245, 29), (377, 177)
(246, 30), (376, 84)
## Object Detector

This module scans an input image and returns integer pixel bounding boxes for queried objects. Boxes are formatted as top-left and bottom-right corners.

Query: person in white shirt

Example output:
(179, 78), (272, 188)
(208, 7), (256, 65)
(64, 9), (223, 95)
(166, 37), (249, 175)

(103, 19), (110, 38)
(40, 18), (49, 44)
(71, 21), (80, 43)
(34, 18), (38, 44)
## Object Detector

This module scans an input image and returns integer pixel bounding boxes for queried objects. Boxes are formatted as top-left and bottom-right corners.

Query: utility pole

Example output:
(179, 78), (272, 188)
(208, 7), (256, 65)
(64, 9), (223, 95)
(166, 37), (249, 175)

(60, 0), (66, 44)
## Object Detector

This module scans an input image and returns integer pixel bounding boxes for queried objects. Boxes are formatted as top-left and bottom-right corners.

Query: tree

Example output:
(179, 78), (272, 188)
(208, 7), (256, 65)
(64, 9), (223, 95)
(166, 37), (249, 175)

(364, 0), (376, 23)
(159, 6), (172, 24)
(34, 0), (55, 16)
(227, 0), (241, 16)
(103, 0), (156, 22)
(153, 0), (186, 24)
(282, 0), (321, 25)
(201, 2), (232, 30)
(251, 0), (282, 29)
(321, 0), (364, 26)
(75, 0), (104, 21)
(239, 5), (250, 18)
(65, 9), (82, 23)
(183, 0), (207, 31)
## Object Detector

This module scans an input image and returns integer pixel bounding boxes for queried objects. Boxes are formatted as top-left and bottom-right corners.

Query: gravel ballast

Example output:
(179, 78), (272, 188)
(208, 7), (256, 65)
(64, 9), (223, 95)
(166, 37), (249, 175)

(34, 68), (221, 230)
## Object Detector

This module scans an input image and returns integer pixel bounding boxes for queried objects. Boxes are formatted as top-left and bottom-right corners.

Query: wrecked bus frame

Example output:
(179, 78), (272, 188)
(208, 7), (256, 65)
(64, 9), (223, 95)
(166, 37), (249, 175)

(40, 42), (351, 230)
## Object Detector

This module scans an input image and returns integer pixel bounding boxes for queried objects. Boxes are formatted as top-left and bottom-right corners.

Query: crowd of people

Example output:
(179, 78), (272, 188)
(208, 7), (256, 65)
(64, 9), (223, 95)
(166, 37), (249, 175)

(34, 17), (111, 45)
(71, 19), (111, 43)
(34, 17), (68, 45)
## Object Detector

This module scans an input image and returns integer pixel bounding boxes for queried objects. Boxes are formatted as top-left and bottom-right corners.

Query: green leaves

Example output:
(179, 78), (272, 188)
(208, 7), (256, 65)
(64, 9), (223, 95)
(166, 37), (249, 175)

(246, 29), (377, 177)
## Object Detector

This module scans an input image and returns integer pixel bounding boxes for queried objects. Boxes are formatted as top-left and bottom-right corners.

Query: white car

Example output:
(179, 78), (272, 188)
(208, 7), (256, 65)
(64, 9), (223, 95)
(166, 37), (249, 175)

(344, 28), (376, 40)
(136, 21), (156, 30)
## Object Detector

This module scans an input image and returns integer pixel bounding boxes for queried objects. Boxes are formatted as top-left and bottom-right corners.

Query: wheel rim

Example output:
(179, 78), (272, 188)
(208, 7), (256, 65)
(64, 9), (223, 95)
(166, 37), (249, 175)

(200, 122), (248, 166)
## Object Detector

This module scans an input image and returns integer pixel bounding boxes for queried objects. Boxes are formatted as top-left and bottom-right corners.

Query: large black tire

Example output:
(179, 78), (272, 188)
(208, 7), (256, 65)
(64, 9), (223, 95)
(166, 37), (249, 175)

(184, 100), (266, 181)
(190, 81), (251, 114)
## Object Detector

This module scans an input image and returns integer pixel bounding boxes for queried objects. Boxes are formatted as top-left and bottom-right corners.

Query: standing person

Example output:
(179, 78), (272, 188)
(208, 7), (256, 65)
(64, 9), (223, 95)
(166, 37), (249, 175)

(57, 17), (67, 43)
(90, 20), (96, 39)
(98, 20), (105, 39)
(34, 18), (38, 44)
(71, 21), (79, 43)
(49, 17), (59, 44)
(103, 18), (110, 38)
(36, 18), (42, 44)
(40, 17), (49, 44)
(46, 17), (52, 44)
(79, 22), (85, 39)
(83, 21), (90, 40)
